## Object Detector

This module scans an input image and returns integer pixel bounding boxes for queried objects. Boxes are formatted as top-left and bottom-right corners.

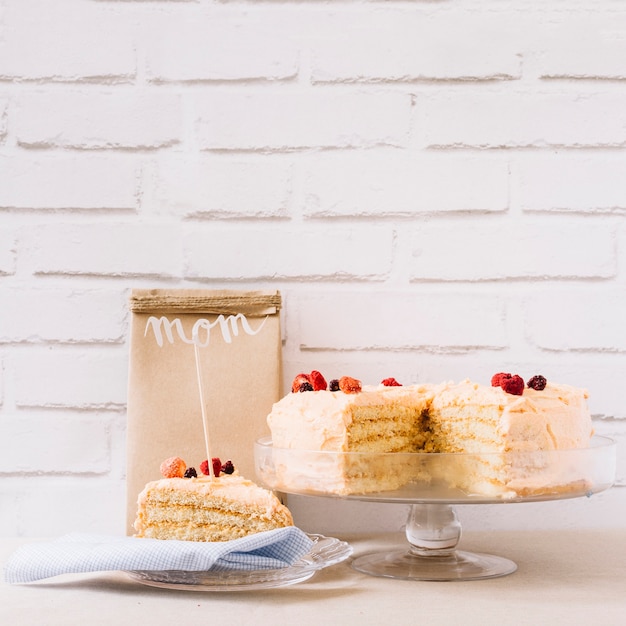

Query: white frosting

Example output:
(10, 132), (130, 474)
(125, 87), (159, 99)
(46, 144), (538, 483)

(138, 474), (286, 514)
(268, 383), (434, 451)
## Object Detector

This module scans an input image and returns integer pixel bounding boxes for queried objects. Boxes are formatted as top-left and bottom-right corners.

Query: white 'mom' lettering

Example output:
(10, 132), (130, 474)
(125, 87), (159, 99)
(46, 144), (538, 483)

(144, 314), (267, 347)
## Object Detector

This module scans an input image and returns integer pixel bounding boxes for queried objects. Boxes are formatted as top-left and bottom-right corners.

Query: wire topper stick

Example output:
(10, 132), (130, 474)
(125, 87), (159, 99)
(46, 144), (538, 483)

(194, 342), (214, 478)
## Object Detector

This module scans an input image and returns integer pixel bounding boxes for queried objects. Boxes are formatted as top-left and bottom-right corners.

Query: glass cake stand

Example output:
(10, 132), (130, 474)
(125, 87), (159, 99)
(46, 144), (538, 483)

(254, 436), (616, 581)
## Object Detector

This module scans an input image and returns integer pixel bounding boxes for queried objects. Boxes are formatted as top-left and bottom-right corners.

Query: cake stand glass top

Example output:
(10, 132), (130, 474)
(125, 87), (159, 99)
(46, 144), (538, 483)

(254, 436), (616, 581)
(254, 435), (616, 504)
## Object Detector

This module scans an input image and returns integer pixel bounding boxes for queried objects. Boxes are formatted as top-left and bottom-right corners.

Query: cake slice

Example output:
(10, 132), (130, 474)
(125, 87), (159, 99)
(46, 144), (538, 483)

(133, 457), (293, 542)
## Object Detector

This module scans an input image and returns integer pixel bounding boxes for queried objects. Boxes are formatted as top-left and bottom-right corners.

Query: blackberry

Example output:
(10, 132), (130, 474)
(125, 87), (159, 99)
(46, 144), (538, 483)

(221, 460), (235, 475)
(329, 379), (340, 392)
(527, 375), (547, 391)
(298, 382), (314, 392)
(184, 467), (197, 478)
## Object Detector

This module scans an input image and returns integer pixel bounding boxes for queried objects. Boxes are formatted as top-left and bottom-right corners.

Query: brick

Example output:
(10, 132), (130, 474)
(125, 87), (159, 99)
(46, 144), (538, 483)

(419, 92), (626, 148)
(0, 0), (135, 82)
(0, 288), (127, 343)
(0, 413), (111, 474)
(15, 90), (182, 149)
(195, 92), (411, 150)
(184, 226), (393, 279)
(311, 11), (521, 82)
(0, 228), (16, 275)
(302, 151), (509, 216)
(0, 154), (138, 210)
(143, 8), (297, 82)
(408, 219), (614, 281)
(1, 477), (126, 536)
(13, 347), (128, 408)
(538, 15), (626, 80)
(153, 155), (292, 217)
(516, 154), (626, 212)
(525, 291), (626, 352)
(23, 223), (183, 277)
(296, 292), (508, 350)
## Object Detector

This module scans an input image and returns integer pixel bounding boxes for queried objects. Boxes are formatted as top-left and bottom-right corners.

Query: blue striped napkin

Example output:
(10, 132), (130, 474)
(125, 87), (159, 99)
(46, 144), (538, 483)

(4, 527), (314, 584)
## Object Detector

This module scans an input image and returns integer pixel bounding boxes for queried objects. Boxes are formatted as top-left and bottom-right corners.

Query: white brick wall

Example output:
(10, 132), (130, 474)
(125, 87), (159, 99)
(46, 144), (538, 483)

(15, 90), (183, 149)
(0, 154), (139, 210)
(0, 1), (136, 82)
(1, 0), (625, 537)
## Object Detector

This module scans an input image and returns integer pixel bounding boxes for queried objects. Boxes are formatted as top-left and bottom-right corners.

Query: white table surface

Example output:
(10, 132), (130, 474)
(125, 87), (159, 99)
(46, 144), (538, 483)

(2, 530), (625, 626)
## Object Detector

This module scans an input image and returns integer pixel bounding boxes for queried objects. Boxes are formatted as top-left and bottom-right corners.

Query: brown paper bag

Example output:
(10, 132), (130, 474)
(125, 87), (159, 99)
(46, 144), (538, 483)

(125, 288), (282, 534)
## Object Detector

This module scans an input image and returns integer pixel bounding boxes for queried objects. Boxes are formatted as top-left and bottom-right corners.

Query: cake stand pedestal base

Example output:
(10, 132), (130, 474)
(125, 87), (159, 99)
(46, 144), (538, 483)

(351, 503), (517, 581)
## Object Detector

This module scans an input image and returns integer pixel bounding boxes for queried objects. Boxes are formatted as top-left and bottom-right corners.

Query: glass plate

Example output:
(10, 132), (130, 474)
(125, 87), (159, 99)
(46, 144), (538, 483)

(126, 534), (352, 591)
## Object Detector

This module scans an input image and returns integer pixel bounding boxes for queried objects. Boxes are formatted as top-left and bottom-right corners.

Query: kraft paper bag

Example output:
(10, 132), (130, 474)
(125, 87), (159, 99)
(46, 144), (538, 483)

(125, 289), (282, 534)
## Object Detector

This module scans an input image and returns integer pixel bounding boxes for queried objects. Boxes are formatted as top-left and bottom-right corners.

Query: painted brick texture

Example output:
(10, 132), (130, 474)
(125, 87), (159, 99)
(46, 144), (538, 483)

(0, 0), (136, 82)
(15, 90), (183, 149)
(1, 0), (625, 537)
(194, 92), (412, 150)
(0, 154), (139, 210)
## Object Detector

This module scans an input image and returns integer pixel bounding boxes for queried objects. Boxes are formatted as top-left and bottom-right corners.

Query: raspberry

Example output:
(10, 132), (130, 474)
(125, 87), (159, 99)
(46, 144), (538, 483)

(527, 375), (547, 391)
(381, 377), (401, 387)
(309, 370), (328, 391)
(299, 382), (314, 392)
(291, 373), (311, 393)
(221, 460), (235, 475)
(184, 467), (197, 478)
(491, 372), (512, 387)
(200, 457), (223, 477)
(501, 374), (524, 396)
(160, 456), (186, 478)
(329, 379), (340, 392)
(339, 376), (362, 394)
(212, 457), (222, 476)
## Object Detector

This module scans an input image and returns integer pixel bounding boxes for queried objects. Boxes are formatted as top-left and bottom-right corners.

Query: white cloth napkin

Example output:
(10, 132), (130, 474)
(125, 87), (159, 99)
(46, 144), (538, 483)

(4, 527), (314, 584)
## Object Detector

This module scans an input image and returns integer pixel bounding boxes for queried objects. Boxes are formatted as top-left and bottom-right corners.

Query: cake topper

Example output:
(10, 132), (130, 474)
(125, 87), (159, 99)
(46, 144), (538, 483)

(194, 343), (215, 477)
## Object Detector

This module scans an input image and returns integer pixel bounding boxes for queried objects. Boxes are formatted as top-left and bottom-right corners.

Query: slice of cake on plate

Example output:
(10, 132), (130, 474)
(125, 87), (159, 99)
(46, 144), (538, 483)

(133, 456), (293, 542)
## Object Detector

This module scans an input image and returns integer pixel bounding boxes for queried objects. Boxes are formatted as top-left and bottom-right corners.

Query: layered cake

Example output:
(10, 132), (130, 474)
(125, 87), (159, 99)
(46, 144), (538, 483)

(265, 371), (594, 498)
(134, 456), (293, 541)
(267, 375), (435, 494)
